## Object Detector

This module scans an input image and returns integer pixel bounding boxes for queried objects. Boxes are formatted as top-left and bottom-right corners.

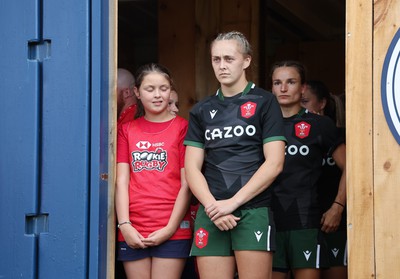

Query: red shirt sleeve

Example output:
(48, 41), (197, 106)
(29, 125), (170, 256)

(117, 121), (131, 163)
(178, 118), (188, 169)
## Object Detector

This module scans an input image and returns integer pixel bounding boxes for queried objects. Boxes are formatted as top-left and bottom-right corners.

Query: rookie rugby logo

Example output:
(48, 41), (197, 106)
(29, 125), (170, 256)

(131, 148), (168, 172)
(381, 28), (400, 145)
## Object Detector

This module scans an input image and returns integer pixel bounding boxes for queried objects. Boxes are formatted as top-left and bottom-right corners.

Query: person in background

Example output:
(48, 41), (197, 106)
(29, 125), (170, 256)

(116, 63), (192, 279)
(184, 31), (286, 279)
(168, 87), (180, 116)
(270, 61), (346, 279)
(115, 67), (137, 279)
(117, 68), (137, 129)
(332, 94), (346, 129)
(167, 86), (200, 279)
(302, 80), (347, 279)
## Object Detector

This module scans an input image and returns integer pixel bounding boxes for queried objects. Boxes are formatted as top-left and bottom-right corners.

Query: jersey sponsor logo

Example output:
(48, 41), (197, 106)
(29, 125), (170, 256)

(303, 250), (312, 261)
(254, 231), (263, 242)
(136, 141), (151, 149)
(381, 28), (400, 145)
(285, 144), (310, 156)
(295, 121), (311, 139)
(136, 141), (164, 149)
(209, 109), (218, 119)
(205, 124), (256, 140)
(331, 248), (339, 258)
(195, 228), (208, 249)
(152, 142), (165, 147)
(131, 147), (168, 172)
(322, 156), (336, 166)
(240, 101), (256, 118)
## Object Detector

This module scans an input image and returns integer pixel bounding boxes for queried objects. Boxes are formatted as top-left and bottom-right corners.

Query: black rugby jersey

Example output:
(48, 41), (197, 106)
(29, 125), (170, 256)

(317, 127), (346, 230)
(184, 82), (286, 209)
(271, 108), (339, 231)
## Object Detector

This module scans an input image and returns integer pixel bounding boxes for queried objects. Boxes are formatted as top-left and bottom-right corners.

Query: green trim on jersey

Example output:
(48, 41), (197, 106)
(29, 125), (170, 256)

(183, 140), (204, 149)
(217, 82), (254, 100)
(297, 107), (307, 116)
(263, 135), (287, 144)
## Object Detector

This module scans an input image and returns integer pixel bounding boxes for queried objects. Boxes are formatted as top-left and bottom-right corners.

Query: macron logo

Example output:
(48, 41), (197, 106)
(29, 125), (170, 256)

(303, 250), (312, 261)
(254, 231), (263, 242)
(331, 248), (339, 258)
(210, 109), (218, 119)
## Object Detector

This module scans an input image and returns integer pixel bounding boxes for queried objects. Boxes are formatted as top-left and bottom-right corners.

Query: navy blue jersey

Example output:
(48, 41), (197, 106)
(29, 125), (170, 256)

(184, 82), (286, 209)
(272, 108), (339, 231)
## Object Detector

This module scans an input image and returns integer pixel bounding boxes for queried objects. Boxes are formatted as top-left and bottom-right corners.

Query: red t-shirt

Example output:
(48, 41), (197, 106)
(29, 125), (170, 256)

(117, 104), (137, 130)
(117, 116), (192, 241)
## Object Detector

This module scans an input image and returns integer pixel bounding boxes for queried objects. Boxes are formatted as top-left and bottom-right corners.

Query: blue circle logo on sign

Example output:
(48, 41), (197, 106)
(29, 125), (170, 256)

(382, 28), (400, 145)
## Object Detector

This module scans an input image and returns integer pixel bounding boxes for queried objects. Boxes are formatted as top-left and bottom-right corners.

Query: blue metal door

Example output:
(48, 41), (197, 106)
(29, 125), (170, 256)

(0, 1), (43, 276)
(0, 0), (112, 278)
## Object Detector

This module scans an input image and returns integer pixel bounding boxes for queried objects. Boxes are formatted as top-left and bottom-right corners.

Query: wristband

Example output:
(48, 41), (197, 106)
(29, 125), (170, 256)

(334, 201), (345, 208)
(117, 221), (132, 228)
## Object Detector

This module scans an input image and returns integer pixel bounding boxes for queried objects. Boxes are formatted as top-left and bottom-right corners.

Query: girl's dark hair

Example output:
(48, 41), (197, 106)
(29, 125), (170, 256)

(133, 63), (174, 119)
(270, 60), (307, 84)
(305, 80), (337, 123)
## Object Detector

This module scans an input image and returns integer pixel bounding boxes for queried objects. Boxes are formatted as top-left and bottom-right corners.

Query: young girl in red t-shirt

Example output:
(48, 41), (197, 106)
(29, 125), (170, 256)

(116, 63), (192, 279)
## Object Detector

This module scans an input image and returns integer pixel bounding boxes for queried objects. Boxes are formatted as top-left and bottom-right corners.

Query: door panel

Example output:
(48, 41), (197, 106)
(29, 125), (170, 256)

(38, 0), (90, 278)
(0, 1), (42, 278)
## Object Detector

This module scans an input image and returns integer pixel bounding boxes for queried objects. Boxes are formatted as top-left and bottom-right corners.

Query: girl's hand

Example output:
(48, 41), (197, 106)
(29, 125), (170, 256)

(205, 199), (239, 221)
(213, 214), (241, 231)
(142, 226), (175, 246)
(120, 225), (147, 249)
